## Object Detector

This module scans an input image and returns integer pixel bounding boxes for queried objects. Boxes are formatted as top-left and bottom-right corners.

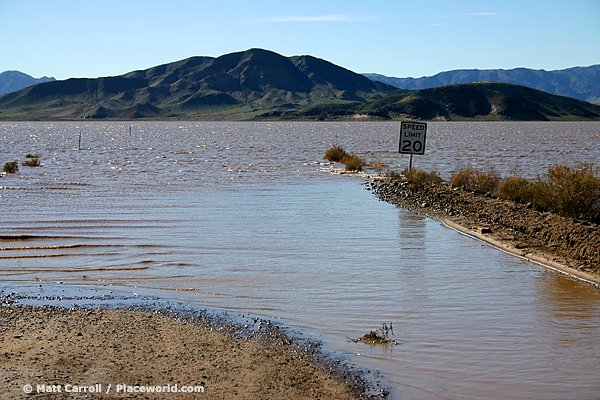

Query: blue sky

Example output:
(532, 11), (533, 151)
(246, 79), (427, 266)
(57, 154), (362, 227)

(1, 0), (599, 80)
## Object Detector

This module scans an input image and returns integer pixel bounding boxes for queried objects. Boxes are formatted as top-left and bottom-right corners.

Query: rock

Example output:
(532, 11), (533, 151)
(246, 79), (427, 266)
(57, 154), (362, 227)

(473, 226), (492, 234)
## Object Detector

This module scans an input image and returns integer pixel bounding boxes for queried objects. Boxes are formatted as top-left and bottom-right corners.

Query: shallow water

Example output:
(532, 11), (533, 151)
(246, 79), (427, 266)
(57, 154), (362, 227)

(2, 121), (600, 399)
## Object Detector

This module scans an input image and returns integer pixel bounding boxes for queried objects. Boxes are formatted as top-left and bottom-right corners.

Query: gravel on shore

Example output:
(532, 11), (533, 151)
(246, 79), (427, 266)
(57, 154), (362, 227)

(0, 298), (373, 399)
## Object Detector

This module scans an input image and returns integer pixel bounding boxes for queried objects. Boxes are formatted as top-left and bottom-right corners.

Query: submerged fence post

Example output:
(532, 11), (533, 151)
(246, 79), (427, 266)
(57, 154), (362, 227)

(78, 130), (82, 150)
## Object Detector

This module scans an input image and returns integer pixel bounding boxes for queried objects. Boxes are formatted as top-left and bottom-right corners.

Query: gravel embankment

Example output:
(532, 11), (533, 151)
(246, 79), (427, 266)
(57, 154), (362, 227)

(368, 178), (600, 287)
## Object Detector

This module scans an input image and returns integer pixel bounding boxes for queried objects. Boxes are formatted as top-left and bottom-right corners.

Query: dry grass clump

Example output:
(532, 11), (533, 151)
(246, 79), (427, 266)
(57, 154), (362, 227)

(324, 146), (349, 162)
(534, 163), (600, 222)
(22, 156), (41, 167)
(324, 146), (366, 172)
(497, 176), (536, 203)
(342, 154), (367, 172)
(451, 165), (502, 194)
(454, 163), (600, 223)
(350, 323), (396, 345)
(385, 170), (404, 181)
(371, 160), (388, 174)
(3, 161), (18, 173)
(384, 168), (442, 185)
(403, 168), (443, 185)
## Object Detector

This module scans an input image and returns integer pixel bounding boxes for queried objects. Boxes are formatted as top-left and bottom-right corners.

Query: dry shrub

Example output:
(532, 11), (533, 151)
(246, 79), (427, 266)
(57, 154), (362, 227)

(534, 163), (600, 222)
(386, 170), (403, 180)
(450, 164), (476, 188)
(475, 166), (502, 194)
(3, 161), (18, 173)
(324, 146), (349, 162)
(324, 145), (366, 172)
(371, 160), (388, 173)
(22, 157), (41, 167)
(496, 163), (600, 223)
(451, 164), (501, 194)
(342, 154), (366, 172)
(403, 168), (443, 185)
(497, 176), (536, 203)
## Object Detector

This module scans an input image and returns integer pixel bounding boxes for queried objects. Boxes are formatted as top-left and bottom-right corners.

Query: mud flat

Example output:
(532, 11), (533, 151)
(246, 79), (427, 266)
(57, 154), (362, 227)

(0, 292), (372, 399)
(368, 178), (600, 288)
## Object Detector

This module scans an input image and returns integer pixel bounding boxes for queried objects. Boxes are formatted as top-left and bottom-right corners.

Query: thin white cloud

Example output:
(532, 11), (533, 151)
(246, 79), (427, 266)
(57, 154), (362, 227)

(245, 14), (376, 23)
(465, 12), (500, 16)
(438, 12), (500, 18)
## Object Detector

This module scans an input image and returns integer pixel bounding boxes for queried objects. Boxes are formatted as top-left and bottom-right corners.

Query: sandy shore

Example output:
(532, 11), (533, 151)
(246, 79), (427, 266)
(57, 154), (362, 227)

(0, 303), (368, 399)
(368, 178), (600, 288)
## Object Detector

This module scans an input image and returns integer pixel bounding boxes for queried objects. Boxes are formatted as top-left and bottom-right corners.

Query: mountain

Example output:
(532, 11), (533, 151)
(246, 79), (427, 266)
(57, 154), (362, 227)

(364, 65), (600, 104)
(0, 71), (56, 96)
(2, 50), (598, 121)
(0, 49), (401, 120)
(276, 82), (600, 121)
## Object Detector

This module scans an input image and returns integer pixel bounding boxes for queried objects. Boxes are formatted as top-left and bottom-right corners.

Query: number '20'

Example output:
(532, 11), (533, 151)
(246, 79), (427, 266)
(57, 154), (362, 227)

(401, 140), (423, 153)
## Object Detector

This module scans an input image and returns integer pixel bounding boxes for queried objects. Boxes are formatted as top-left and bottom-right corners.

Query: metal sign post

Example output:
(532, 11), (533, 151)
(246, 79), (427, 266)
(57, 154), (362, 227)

(398, 122), (427, 173)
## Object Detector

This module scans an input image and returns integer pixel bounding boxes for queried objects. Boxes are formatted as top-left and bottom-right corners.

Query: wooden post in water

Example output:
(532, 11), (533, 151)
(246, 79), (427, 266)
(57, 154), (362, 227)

(78, 130), (82, 150)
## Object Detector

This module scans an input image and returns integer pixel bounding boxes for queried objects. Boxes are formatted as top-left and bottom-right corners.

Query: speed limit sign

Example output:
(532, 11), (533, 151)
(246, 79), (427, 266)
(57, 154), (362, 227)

(399, 122), (427, 155)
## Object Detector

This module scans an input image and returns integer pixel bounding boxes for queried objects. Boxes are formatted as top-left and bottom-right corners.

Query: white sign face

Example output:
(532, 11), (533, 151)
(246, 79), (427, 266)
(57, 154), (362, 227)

(399, 122), (427, 155)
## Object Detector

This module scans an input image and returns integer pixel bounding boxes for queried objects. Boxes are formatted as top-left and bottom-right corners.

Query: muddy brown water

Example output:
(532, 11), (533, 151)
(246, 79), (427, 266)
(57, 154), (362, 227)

(2, 121), (600, 399)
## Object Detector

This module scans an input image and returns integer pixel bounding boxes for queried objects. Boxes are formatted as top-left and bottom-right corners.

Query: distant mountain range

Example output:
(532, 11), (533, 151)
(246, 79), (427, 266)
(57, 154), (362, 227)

(0, 49), (599, 121)
(364, 65), (600, 104)
(277, 81), (600, 121)
(0, 71), (55, 96)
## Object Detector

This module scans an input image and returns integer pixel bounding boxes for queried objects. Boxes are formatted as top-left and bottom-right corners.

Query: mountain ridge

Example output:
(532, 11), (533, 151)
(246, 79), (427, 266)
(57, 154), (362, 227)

(0, 71), (56, 96)
(0, 49), (400, 120)
(364, 65), (600, 104)
(0, 49), (598, 121)
(275, 81), (600, 121)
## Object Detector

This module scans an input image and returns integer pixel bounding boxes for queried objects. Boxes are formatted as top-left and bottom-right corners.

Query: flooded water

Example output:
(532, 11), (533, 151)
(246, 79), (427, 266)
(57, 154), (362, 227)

(1, 121), (600, 399)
